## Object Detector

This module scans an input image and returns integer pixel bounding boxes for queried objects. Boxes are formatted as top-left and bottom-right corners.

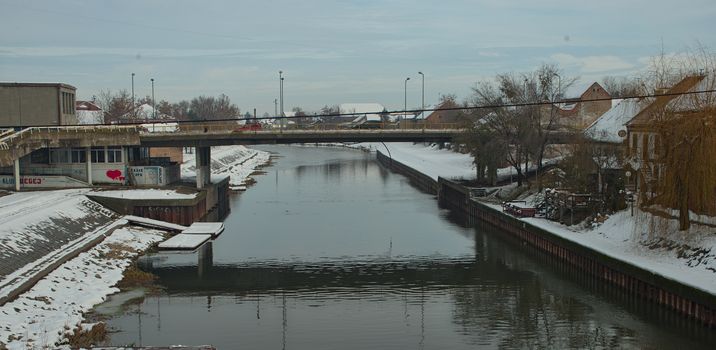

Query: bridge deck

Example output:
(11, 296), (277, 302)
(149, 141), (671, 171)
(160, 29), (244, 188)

(139, 129), (461, 147)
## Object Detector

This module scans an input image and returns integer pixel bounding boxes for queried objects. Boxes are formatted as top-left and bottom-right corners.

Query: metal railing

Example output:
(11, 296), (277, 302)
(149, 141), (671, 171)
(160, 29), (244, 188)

(142, 121), (464, 135)
(0, 125), (141, 152)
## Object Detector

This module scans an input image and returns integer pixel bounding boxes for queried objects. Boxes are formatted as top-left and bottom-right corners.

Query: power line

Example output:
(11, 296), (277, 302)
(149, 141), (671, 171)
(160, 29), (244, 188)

(6, 89), (715, 129)
(157, 88), (716, 124)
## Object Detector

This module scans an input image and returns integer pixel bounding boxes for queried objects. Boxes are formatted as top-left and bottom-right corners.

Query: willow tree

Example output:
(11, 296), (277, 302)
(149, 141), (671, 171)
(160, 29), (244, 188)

(653, 107), (716, 230)
(639, 48), (716, 231)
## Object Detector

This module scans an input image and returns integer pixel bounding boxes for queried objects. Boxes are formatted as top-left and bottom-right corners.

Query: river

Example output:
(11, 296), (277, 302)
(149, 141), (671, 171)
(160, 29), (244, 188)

(95, 145), (715, 349)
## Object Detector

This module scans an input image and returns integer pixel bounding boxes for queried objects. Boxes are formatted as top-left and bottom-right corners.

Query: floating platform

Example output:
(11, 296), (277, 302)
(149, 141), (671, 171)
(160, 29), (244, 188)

(182, 222), (225, 238)
(124, 215), (188, 232)
(158, 233), (212, 250)
(229, 185), (247, 191)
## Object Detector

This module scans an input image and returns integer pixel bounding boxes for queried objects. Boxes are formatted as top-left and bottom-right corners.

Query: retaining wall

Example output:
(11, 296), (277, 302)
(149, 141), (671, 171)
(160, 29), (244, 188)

(375, 150), (716, 327)
(376, 150), (438, 195)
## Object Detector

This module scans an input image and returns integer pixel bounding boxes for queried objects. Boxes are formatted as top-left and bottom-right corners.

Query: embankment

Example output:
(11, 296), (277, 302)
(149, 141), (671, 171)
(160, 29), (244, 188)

(376, 150), (716, 328)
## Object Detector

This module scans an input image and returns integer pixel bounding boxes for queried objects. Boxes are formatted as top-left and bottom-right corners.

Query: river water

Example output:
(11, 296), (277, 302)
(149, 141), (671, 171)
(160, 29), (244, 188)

(97, 145), (715, 349)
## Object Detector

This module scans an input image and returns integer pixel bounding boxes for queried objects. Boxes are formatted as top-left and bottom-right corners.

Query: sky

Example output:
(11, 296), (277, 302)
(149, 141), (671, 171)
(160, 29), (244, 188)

(1, 0), (714, 115)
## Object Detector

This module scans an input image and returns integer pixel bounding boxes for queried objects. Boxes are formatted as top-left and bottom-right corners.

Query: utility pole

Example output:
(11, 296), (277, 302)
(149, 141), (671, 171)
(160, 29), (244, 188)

(279, 71), (284, 129)
(404, 77), (410, 126)
(131, 73), (135, 110)
(150, 78), (155, 119)
(418, 72), (424, 120)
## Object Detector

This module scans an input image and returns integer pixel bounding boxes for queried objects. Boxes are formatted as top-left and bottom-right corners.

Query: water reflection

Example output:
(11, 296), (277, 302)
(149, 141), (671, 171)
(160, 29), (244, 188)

(100, 146), (715, 349)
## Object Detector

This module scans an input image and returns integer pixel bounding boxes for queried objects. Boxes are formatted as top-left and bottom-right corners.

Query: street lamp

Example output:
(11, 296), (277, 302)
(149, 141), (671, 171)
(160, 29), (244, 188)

(150, 78), (155, 119)
(131, 73), (135, 109)
(418, 72), (424, 120)
(404, 77), (410, 123)
(553, 72), (561, 102)
(279, 71), (284, 129)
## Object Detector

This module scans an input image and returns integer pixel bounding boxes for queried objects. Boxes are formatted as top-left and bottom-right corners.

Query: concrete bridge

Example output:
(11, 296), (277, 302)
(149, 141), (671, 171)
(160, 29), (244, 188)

(0, 123), (575, 191)
(0, 123), (462, 191)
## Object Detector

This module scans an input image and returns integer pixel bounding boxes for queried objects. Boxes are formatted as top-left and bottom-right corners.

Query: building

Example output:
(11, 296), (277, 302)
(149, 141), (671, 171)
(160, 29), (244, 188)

(0, 83), (78, 127)
(0, 145), (182, 189)
(425, 99), (464, 126)
(75, 100), (104, 124)
(584, 99), (646, 144)
(554, 82), (612, 130)
(339, 103), (387, 125)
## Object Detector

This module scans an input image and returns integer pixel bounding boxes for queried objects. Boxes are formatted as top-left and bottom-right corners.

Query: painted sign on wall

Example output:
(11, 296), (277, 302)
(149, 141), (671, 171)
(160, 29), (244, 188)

(0, 175), (87, 188)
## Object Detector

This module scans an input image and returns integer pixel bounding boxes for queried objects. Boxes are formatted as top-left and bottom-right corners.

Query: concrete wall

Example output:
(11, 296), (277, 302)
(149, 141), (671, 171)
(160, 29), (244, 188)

(128, 164), (181, 186)
(0, 174), (88, 188)
(15, 163), (127, 184)
(149, 147), (183, 163)
(0, 84), (77, 127)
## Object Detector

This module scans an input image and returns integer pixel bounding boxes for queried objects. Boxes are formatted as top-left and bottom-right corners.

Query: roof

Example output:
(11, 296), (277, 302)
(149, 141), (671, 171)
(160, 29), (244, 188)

(340, 103), (386, 123)
(665, 73), (716, 112)
(0, 82), (76, 90)
(627, 75), (705, 127)
(75, 100), (102, 111)
(339, 103), (385, 115)
(584, 99), (645, 143)
(580, 82), (610, 99)
(425, 99), (461, 123)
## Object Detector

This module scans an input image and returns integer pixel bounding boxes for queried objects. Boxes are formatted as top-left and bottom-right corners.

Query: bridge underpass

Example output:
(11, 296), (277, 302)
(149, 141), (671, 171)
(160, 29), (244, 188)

(0, 123), (576, 190)
(0, 124), (463, 191)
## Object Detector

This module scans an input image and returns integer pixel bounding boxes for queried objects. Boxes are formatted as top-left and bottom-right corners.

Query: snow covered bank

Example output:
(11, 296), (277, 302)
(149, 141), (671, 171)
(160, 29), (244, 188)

(89, 188), (199, 200)
(0, 224), (165, 350)
(518, 208), (716, 294)
(351, 142), (716, 295)
(352, 142), (475, 180)
(0, 189), (118, 281)
(181, 146), (271, 187)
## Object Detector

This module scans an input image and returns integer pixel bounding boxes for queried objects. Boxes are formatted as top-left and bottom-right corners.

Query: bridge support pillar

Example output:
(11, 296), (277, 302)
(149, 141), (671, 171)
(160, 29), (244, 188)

(85, 147), (93, 186)
(195, 146), (211, 189)
(13, 158), (20, 192)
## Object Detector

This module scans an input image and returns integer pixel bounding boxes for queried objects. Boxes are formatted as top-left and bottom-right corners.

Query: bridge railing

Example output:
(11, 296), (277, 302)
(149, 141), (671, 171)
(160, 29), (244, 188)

(141, 120), (465, 135)
(0, 125), (141, 150)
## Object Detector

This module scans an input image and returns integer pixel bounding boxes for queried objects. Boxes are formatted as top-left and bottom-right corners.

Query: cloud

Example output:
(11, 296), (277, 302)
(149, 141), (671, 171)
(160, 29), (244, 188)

(551, 53), (635, 73)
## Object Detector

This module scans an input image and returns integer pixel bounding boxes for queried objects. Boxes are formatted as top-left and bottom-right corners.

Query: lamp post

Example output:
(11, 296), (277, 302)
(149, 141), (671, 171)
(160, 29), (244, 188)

(404, 77), (410, 124)
(150, 78), (155, 119)
(279, 71), (284, 129)
(131, 73), (135, 109)
(418, 72), (424, 120)
(555, 72), (561, 102)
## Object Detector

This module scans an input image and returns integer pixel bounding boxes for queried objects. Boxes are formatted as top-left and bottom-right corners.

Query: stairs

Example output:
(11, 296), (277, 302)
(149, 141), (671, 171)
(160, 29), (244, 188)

(0, 125), (142, 167)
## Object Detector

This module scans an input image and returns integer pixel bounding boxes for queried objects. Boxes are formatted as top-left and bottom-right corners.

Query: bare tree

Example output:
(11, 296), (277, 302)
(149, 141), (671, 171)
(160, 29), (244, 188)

(96, 89), (133, 123)
(467, 64), (574, 187)
(188, 94), (240, 120)
(602, 76), (642, 98)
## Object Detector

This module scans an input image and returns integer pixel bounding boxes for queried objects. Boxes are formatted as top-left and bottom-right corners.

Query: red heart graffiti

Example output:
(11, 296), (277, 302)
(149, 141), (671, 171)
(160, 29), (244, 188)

(106, 170), (123, 180)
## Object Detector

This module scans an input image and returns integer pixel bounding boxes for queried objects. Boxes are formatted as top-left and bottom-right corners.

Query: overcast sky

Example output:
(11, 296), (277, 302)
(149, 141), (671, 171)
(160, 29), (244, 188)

(1, 0), (714, 115)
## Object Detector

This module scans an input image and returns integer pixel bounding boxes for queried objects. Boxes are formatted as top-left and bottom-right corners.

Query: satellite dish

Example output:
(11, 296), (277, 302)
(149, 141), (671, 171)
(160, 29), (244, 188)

(618, 130), (627, 138)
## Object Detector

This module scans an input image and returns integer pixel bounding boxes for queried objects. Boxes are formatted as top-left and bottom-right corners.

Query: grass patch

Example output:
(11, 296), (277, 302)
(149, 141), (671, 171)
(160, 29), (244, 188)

(117, 265), (156, 289)
(65, 322), (107, 348)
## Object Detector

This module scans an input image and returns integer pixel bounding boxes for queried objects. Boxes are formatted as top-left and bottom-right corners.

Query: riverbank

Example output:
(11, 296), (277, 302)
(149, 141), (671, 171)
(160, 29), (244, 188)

(0, 223), (165, 349)
(371, 144), (716, 325)
(0, 145), (272, 348)
(181, 145), (271, 188)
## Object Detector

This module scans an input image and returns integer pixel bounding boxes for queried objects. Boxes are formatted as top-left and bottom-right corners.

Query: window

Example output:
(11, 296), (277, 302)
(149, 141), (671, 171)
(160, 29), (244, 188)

(30, 149), (49, 164)
(107, 147), (123, 163)
(91, 147), (106, 163)
(71, 148), (87, 163)
(50, 149), (70, 164)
